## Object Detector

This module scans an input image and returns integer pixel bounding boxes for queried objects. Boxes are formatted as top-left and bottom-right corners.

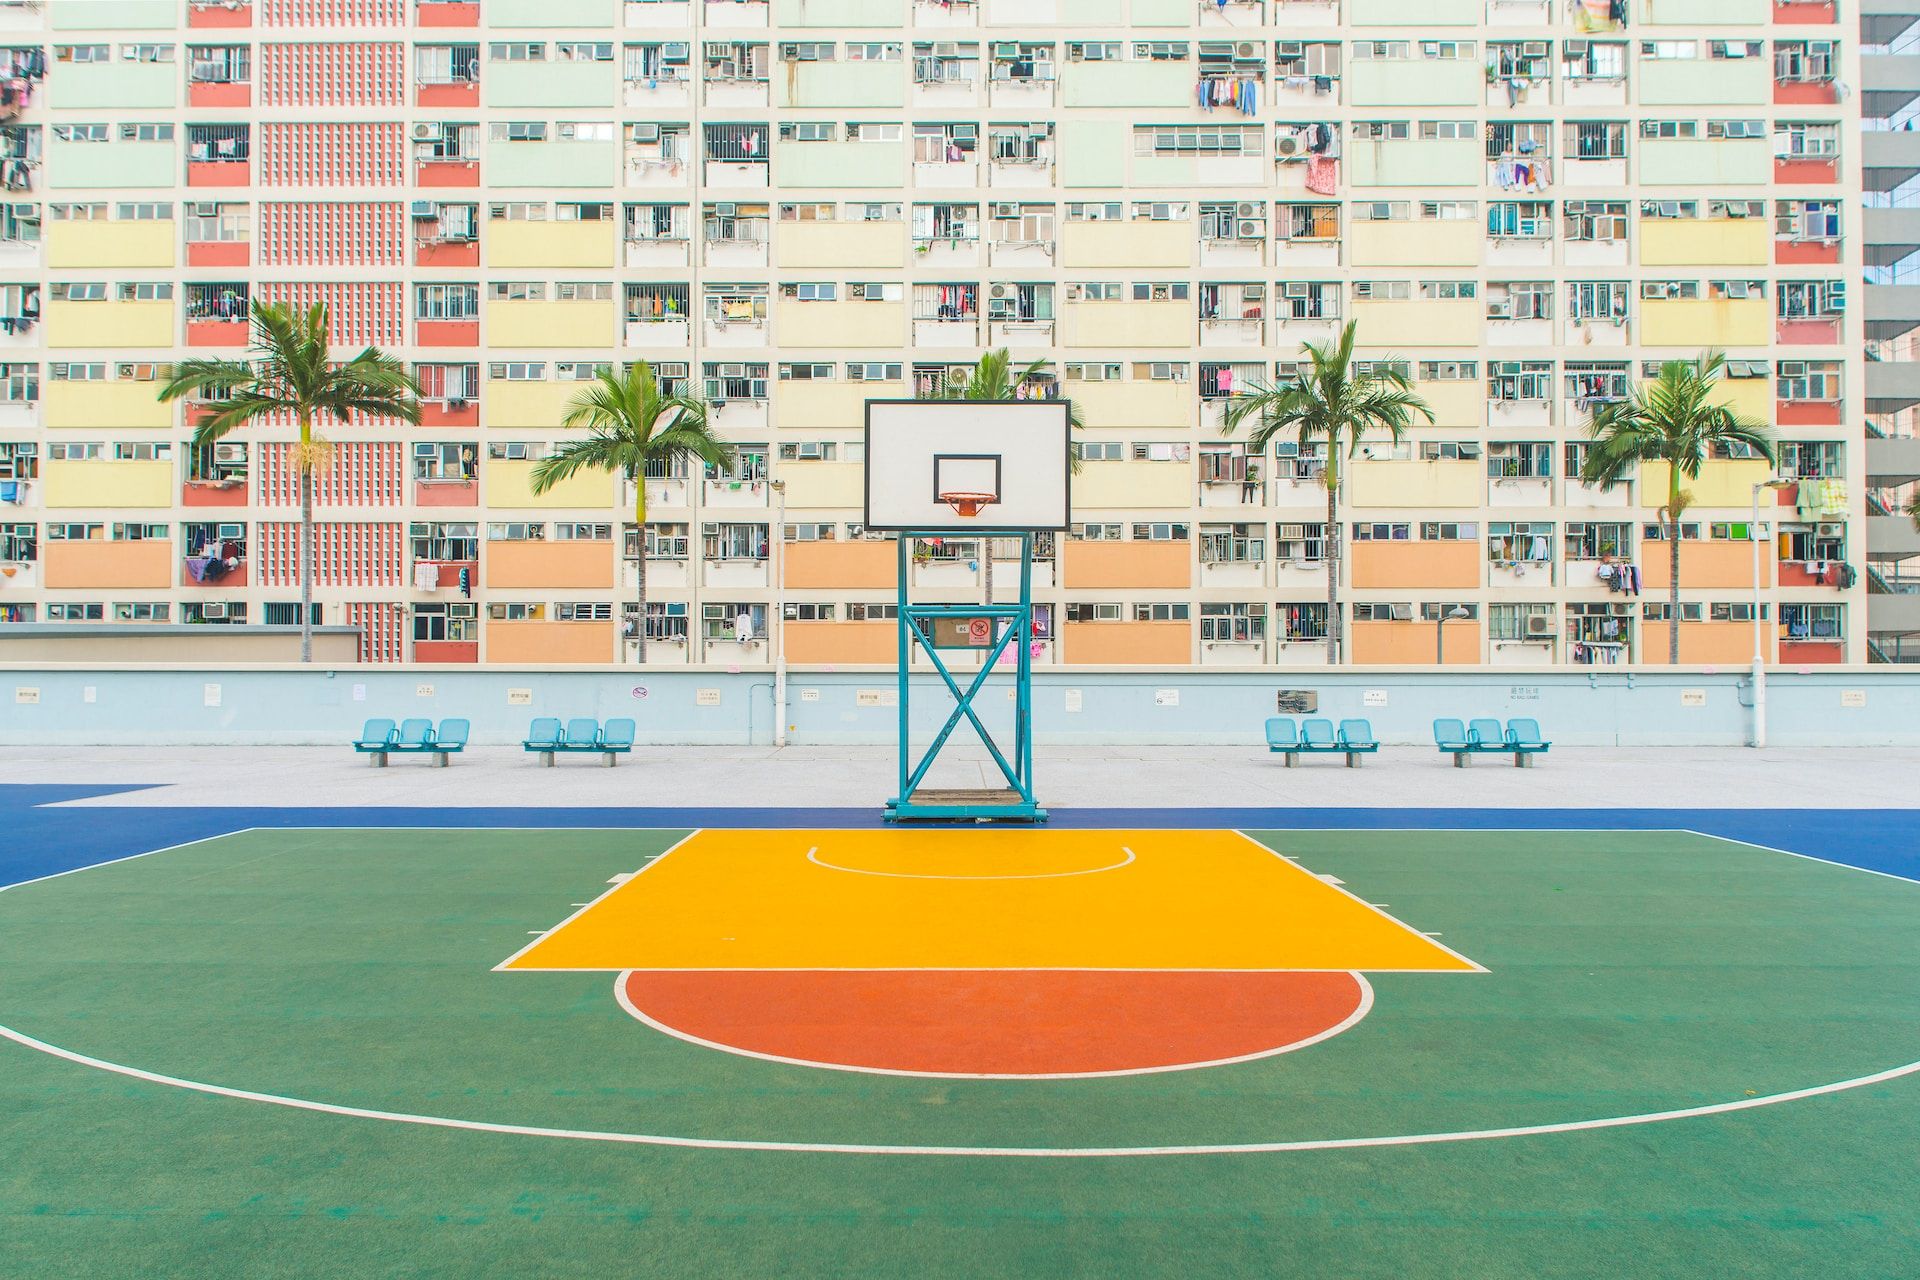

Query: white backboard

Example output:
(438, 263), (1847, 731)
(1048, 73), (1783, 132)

(863, 399), (1072, 532)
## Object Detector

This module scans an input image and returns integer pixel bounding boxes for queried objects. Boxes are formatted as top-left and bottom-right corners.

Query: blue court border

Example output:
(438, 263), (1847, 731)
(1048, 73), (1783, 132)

(3, 784), (1915, 889)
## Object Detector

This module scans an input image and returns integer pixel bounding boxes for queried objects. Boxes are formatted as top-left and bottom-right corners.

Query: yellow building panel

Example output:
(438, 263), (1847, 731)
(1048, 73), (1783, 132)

(1639, 298), (1770, 348)
(776, 221), (904, 270)
(484, 380), (581, 431)
(1073, 459), (1190, 508)
(1347, 299), (1480, 348)
(1061, 300), (1188, 348)
(1349, 221), (1481, 268)
(486, 300), (615, 348)
(486, 620), (615, 664)
(774, 299), (905, 348)
(486, 221), (616, 270)
(47, 300), (173, 349)
(1711, 377), (1772, 422)
(778, 460), (866, 509)
(484, 458), (615, 508)
(774, 379), (903, 430)
(43, 459), (173, 508)
(1639, 458), (1773, 509)
(45, 381), (173, 430)
(1348, 459), (1481, 508)
(47, 220), (175, 269)
(1071, 379), (1191, 430)
(1415, 379), (1483, 429)
(1058, 221), (1191, 270)
(1637, 219), (1770, 267)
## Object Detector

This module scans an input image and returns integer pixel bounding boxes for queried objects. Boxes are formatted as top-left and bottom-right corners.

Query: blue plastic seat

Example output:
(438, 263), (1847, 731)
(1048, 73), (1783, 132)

(522, 717), (563, 751)
(1467, 718), (1507, 751)
(430, 718), (470, 766)
(1300, 718), (1339, 750)
(562, 718), (602, 749)
(1433, 718), (1471, 751)
(353, 718), (397, 753)
(393, 718), (436, 752)
(1504, 718), (1551, 767)
(600, 718), (636, 753)
(1337, 719), (1379, 752)
(1265, 717), (1298, 750)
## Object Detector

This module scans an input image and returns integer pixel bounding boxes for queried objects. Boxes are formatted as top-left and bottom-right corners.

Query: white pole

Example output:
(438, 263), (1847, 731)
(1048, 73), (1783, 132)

(1750, 481), (1766, 750)
(772, 478), (788, 748)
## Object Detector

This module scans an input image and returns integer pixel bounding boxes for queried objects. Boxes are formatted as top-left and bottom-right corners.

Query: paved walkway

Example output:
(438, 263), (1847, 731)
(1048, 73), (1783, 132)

(5, 744), (1916, 810)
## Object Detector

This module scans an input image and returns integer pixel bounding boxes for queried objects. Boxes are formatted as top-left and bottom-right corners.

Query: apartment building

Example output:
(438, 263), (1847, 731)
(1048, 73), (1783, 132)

(0, 0), (1913, 667)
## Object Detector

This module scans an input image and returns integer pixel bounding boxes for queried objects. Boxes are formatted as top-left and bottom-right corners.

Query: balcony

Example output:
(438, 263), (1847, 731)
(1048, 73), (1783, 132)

(187, 78), (250, 109)
(1866, 363), (1920, 417)
(1865, 207), (1920, 269)
(188, 0), (253, 26)
(416, 0), (481, 25)
(1868, 515), (1920, 561)
(1862, 131), (1920, 194)
(1867, 591), (1920, 635)
(1859, 0), (1911, 42)
(1861, 53), (1920, 120)
(1865, 284), (1920, 342)
(1865, 434), (1920, 485)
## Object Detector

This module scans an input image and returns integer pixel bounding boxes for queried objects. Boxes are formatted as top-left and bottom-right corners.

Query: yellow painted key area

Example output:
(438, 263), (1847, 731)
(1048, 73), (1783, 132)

(506, 828), (1477, 973)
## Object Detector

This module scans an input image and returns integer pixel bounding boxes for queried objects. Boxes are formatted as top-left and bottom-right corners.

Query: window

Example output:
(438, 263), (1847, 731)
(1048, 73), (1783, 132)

(1777, 361), (1840, 402)
(1777, 280), (1844, 319)
(417, 284), (479, 320)
(1490, 603), (1555, 642)
(1199, 524), (1264, 564)
(1073, 442), (1122, 462)
(1133, 125), (1262, 157)
(1779, 603), (1843, 642)
(1563, 200), (1626, 242)
(488, 602), (545, 621)
(0, 522), (34, 562)
(1066, 602), (1122, 622)
(414, 603), (478, 641)
(1488, 522), (1553, 562)
(1135, 602), (1190, 622)
(1564, 521), (1631, 560)
(410, 521), (478, 561)
(1200, 602), (1264, 642)
(702, 521), (769, 561)
(47, 602), (105, 621)
(1421, 522), (1479, 541)
(1131, 522), (1188, 541)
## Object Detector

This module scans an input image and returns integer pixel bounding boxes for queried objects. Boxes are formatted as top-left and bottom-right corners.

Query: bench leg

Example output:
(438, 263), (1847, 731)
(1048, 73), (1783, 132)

(434, 751), (449, 768)
(1453, 752), (1469, 768)
(602, 752), (617, 768)
(540, 750), (555, 767)
(1283, 751), (1297, 768)
(1345, 751), (1360, 768)
(1515, 753), (1534, 769)
(369, 752), (387, 768)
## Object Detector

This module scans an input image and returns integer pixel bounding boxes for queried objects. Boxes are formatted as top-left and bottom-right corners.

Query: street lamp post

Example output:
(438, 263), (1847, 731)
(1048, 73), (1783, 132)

(771, 478), (788, 748)
(1436, 604), (1470, 664)
(1749, 477), (1796, 749)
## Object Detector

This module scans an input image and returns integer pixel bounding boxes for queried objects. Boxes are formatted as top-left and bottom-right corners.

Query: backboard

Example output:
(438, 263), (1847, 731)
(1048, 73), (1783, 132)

(862, 399), (1072, 533)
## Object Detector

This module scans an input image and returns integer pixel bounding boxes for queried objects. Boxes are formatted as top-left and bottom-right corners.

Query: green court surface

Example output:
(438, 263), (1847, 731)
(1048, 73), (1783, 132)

(3, 826), (1918, 1278)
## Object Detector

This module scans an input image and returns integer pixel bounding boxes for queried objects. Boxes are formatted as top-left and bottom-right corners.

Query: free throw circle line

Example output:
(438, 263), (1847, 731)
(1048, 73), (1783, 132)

(805, 845), (1138, 880)
(611, 970), (1374, 1081)
(4, 1020), (1916, 1159)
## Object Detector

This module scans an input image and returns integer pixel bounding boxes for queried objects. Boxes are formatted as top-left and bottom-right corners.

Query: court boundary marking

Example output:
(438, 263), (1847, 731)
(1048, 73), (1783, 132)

(2, 821), (1916, 1157)
(805, 844), (1138, 880)
(611, 969), (1375, 1081)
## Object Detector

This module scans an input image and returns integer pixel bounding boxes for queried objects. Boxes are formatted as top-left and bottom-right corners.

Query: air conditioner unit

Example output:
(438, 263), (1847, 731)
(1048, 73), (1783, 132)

(411, 123), (439, 141)
(631, 123), (660, 142)
(213, 443), (245, 463)
(1234, 42), (1259, 59)
(1275, 131), (1301, 157)
(409, 200), (438, 219)
(1244, 284), (1265, 299)
(1284, 282), (1308, 298)
(1277, 42), (1304, 58)
(1522, 41), (1548, 58)
(202, 602), (229, 619)
(934, 42), (959, 58)
(1565, 39), (1590, 56)
(1081, 44), (1105, 61)
(190, 202), (220, 218)
(663, 43), (689, 60)
(989, 283), (1010, 298)
(992, 201), (1019, 218)
(1817, 522), (1844, 538)
(713, 201), (736, 218)
(1525, 613), (1553, 637)
(1237, 220), (1264, 239)
(1235, 201), (1262, 218)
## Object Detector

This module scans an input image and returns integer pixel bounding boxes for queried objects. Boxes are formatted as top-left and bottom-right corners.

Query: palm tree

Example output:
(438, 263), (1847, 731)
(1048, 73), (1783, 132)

(1580, 350), (1774, 664)
(159, 301), (420, 663)
(1220, 320), (1433, 665)
(917, 348), (1084, 602)
(530, 361), (731, 664)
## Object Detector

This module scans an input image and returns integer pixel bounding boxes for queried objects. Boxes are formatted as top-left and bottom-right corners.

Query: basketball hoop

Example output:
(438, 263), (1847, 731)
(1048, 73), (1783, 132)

(939, 491), (997, 519)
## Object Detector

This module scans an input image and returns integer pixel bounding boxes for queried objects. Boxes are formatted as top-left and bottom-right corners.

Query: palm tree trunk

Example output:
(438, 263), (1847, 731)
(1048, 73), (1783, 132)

(633, 481), (648, 665)
(1667, 470), (1682, 665)
(298, 415), (314, 664)
(983, 541), (994, 607)
(1324, 452), (1341, 665)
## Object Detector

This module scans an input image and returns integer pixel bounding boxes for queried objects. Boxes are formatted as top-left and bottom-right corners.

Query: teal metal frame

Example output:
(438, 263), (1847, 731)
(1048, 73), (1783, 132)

(885, 532), (1045, 823)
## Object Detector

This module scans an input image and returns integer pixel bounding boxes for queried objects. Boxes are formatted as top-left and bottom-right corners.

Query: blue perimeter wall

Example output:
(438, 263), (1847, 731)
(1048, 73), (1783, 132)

(2, 666), (1919, 746)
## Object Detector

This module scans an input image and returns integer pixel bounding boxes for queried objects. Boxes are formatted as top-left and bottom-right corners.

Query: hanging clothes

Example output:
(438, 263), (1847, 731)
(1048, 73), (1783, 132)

(1304, 155), (1337, 195)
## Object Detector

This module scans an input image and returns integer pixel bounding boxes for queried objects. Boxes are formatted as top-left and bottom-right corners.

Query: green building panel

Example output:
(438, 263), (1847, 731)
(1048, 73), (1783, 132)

(484, 62), (619, 111)
(48, 139), (176, 189)
(485, 141), (617, 188)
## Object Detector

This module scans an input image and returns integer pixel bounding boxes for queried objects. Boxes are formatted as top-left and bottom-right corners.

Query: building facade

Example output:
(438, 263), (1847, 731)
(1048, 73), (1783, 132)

(0, 0), (1914, 667)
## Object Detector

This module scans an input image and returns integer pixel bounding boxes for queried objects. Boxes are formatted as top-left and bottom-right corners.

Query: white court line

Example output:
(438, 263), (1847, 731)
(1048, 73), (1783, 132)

(1231, 831), (1490, 975)
(490, 831), (698, 972)
(612, 970), (1374, 1081)
(1677, 830), (1920, 887)
(0, 827), (264, 896)
(3, 1019), (1915, 1158)
(806, 844), (1137, 880)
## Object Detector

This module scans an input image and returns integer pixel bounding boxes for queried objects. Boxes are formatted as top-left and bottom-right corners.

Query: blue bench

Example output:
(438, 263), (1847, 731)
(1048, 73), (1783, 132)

(524, 716), (636, 767)
(1266, 716), (1377, 768)
(1433, 717), (1551, 768)
(354, 717), (468, 767)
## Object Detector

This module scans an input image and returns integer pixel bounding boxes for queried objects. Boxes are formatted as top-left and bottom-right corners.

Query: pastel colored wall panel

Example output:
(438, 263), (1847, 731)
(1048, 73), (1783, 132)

(486, 300), (615, 348)
(772, 299), (904, 347)
(1638, 218), (1770, 267)
(784, 540), (894, 590)
(1350, 220), (1481, 267)
(1073, 461), (1191, 509)
(1062, 620), (1190, 664)
(42, 540), (173, 589)
(1639, 298), (1770, 348)
(1059, 221), (1190, 269)
(778, 462), (867, 511)
(45, 382), (173, 430)
(1351, 620), (1482, 665)
(487, 221), (616, 269)
(1350, 541), (1481, 590)
(485, 541), (614, 589)
(1061, 540), (1191, 590)
(1061, 300), (1188, 348)
(44, 460), (173, 508)
(776, 221), (903, 269)
(783, 620), (895, 662)
(47, 220), (176, 269)
(47, 301), (174, 348)
(484, 459), (614, 508)
(774, 141), (905, 188)
(485, 620), (614, 663)
(1348, 459), (1482, 508)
